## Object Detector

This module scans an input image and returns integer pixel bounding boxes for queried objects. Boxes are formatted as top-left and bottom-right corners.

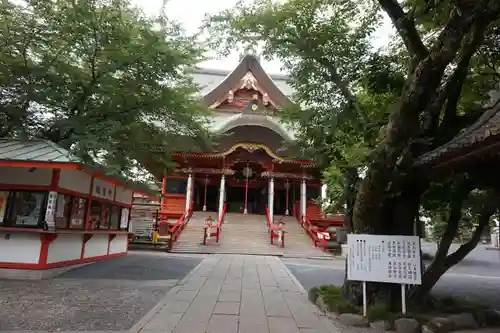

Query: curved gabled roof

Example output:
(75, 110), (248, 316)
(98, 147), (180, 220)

(211, 113), (296, 142)
(200, 54), (292, 108)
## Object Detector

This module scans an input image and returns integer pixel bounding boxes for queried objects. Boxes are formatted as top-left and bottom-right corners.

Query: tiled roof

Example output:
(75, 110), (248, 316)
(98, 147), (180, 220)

(415, 101), (500, 167)
(0, 139), (81, 162)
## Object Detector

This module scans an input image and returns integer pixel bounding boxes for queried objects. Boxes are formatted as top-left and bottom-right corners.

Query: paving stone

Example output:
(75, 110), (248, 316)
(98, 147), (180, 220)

(214, 301), (240, 315)
(268, 316), (301, 333)
(173, 320), (208, 333)
(207, 314), (239, 333)
(182, 301), (215, 323)
(219, 290), (241, 302)
(242, 281), (261, 290)
(265, 301), (293, 317)
(239, 310), (268, 326)
(238, 324), (270, 333)
(160, 301), (192, 314)
(143, 313), (182, 331)
(174, 290), (198, 301)
(291, 311), (323, 329)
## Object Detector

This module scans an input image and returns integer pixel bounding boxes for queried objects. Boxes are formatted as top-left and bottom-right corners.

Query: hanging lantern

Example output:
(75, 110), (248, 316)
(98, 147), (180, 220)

(284, 179), (291, 190)
(242, 166), (253, 178)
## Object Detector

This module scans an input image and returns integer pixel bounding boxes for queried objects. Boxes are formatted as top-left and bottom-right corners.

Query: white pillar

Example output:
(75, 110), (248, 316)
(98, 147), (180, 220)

(301, 179), (307, 219)
(268, 177), (274, 223)
(185, 173), (193, 211)
(202, 175), (208, 212)
(321, 183), (327, 212)
(218, 175), (226, 217)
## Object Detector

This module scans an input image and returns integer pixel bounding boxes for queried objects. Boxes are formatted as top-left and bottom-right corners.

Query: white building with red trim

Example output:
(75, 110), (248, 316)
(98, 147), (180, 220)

(0, 139), (156, 278)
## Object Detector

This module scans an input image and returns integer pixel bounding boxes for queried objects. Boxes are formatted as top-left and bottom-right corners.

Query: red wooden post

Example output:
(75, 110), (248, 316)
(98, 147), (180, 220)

(203, 175), (208, 211)
(244, 175), (249, 214)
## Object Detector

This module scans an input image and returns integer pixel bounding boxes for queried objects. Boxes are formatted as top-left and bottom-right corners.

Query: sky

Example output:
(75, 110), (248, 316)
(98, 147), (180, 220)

(131, 0), (395, 74)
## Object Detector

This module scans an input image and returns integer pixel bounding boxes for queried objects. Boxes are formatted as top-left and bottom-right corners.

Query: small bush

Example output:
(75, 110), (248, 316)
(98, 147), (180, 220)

(316, 285), (359, 314)
(308, 287), (320, 303)
(367, 303), (392, 322)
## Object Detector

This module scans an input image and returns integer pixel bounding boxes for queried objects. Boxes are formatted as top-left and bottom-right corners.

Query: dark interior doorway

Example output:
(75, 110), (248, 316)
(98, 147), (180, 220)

(204, 185), (218, 212)
(226, 186), (266, 214)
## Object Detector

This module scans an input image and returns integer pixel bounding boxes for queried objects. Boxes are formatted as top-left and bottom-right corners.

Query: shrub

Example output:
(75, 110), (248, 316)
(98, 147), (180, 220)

(308, 287), (320, 303)
(367, 302), (392, 322)
(316, 285), (359, 314)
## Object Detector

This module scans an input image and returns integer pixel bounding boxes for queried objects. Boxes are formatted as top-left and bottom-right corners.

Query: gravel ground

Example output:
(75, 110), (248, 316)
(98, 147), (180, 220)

(0, 253), (201, 331)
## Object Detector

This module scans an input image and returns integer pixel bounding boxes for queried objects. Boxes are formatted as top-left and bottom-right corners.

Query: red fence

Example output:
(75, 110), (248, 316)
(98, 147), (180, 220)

(202, 203), (227, 245)
(265, 206), (286, 248)
(297, 213), (329, 250)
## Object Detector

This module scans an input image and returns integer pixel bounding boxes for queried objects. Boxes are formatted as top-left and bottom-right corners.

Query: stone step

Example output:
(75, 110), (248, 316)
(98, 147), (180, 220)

(170, 212), (333, 258)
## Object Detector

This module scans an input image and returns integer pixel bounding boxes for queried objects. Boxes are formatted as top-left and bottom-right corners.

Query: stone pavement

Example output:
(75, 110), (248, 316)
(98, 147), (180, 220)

(135, 254), (340, 333)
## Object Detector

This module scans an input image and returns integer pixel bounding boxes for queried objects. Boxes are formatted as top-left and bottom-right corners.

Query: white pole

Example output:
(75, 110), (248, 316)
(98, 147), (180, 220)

(401, 284), (406, 315)
(218, 175), (225, 217)
(185, 173), (193, 211)
(269, 177), (274, 223)
(362, 281), (367, 317)
(301, 178), (307, 218)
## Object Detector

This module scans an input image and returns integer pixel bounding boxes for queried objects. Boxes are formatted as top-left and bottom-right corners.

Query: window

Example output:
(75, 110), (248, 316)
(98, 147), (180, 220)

(110, 206), (121, 230)
(99, 204), (111, 229)
(166, 179), (187, 194)
(70, 197), (87, 229)
(0, 191), (9, 224)
(90, 201), (102, 229)
(55, 194), (72, 228)
(4, 191), (47, 227)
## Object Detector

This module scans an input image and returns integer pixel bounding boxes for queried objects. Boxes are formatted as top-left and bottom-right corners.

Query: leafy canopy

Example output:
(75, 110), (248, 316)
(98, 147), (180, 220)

(0, 0), (209, 180)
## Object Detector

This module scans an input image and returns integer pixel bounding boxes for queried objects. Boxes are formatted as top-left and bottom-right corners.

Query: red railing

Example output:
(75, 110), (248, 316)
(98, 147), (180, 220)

(202, 203), (227, 245)
(155, 202), (193, 251)
(297, 213), (329, 250)
(265, 206), (286, 248)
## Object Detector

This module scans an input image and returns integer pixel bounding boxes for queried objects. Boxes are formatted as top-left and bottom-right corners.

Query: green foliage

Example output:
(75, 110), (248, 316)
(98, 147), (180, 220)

(204, 0), (500, 303)
(422, 180), (498, 242)
(308, 286), (320, 303)
(316, 285), (359, 314)
(366, 302), (392, 322)
(0, 0), (209, 179)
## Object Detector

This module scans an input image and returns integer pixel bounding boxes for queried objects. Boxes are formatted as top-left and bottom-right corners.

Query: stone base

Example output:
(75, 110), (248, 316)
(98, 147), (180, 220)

(0, 263), (89, 280)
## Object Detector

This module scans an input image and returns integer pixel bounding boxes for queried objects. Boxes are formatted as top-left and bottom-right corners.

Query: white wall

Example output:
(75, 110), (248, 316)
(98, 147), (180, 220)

(108, 235), (128, 254)
(0, 167), (52, 186)
(115, 186), (133, 205)
(58, 169), (91, 194)
(92, 178), (115, 201)
(83, 234), (109, 258)
(0, 232), (41, 263)
(46, 234), (83, 263)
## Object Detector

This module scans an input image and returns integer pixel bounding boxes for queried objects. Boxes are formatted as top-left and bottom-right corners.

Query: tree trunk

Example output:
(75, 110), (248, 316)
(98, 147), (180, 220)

(410, 205), (494, 301)
(408, 185), (497, 301)
(343, 180), (421, 308)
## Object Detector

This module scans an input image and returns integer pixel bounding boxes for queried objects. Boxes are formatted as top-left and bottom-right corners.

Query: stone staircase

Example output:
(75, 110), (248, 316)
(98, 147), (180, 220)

(171, 212), (333, 258)
(171, 211), (213, 252)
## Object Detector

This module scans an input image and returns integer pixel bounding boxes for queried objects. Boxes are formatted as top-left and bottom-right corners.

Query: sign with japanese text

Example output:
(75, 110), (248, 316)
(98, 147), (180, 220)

(347, 234), (422, 285)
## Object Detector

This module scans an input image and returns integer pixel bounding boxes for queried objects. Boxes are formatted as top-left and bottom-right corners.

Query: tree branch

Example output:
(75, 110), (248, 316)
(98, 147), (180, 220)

(443, 205), (495, 270)
(314, 56), (358, 109)
(421, 20), (487, 143)
(377, 0), (428, 63)
(440, 21), (487, 131)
